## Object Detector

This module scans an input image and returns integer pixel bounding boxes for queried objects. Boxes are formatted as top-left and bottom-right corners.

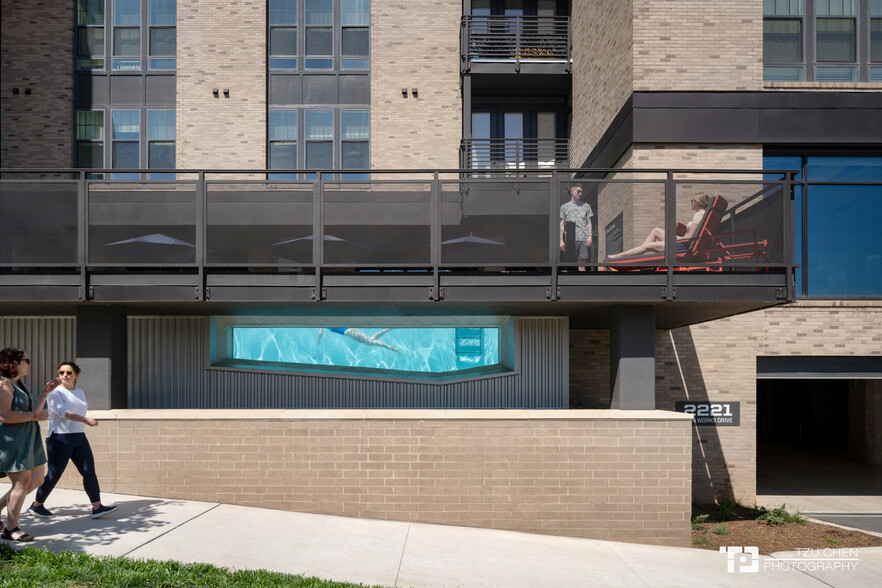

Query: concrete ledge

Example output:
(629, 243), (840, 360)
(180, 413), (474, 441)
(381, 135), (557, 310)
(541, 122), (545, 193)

(60, 409), (693, 547)
(88, 408), (694, 421)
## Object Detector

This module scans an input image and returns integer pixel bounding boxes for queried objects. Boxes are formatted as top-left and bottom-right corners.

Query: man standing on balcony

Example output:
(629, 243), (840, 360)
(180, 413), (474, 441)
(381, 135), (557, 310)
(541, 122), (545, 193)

(560, 184), (593, 271)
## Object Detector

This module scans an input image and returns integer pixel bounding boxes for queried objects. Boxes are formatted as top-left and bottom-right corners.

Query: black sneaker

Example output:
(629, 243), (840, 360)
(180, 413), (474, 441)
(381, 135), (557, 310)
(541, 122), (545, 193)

(28, 504), (53, 518)
(91, 505), (117, 519)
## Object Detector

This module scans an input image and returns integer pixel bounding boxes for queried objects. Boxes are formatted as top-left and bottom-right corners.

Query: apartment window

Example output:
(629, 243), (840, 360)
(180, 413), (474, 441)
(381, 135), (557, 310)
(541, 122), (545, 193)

(77, 0), (106, 70)
(268, 109), (369, 178)
(76, 108), (176, 176)
(111, 110), (140, 178)
(270, 0), (298, 69)
(764, 0), (882, 81)
(871, 0), (882, 79)
(149, 0), (177, 70)
(341, 109), (369, 178)
(341, 0), (369, 69)
(305, 0), (333, 69)
(77, 0), (176, 71)
(76, 110), (105, 170)
(113, 0), (141, 71)
(148, 110), (175, 179)
(305, 109), (334, 176)
(269, 0), (370, 71)
(269, 110), (298, 179)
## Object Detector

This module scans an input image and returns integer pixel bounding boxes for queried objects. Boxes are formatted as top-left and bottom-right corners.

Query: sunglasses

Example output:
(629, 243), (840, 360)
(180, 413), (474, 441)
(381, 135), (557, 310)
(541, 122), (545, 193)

(58, 370), (76, 376)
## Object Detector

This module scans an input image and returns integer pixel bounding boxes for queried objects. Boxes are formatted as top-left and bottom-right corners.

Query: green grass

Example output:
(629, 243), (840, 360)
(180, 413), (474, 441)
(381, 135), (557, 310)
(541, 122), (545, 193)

(711, 524), (730, 536)
(0, 544), (386, 588)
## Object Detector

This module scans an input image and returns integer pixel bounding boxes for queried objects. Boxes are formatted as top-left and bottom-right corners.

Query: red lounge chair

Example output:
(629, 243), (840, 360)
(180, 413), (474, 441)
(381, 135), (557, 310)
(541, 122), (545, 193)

(604, 194), (729, 270)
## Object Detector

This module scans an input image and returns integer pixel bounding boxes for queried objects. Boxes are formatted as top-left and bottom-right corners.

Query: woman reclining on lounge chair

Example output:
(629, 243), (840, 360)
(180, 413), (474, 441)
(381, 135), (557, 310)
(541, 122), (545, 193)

(606, 192), (710, 260)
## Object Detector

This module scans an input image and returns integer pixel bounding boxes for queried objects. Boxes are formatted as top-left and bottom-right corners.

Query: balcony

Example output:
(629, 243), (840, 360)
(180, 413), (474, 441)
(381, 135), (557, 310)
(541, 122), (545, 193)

(461, 138), (569, 172)
(461, 15), (570, 75)
(0, 168), (794, 328)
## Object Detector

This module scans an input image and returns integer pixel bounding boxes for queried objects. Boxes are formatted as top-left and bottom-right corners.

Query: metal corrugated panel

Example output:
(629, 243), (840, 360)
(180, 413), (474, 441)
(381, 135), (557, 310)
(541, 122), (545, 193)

(128, 316), (569, 409)
(128, 317), (207, 408)
(0, 317), (76, 389)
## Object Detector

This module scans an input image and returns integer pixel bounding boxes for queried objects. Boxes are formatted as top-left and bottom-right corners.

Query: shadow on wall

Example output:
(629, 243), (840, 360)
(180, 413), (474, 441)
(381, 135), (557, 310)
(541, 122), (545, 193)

(657, 327), (734, 504)
(568, 330), (611, 409)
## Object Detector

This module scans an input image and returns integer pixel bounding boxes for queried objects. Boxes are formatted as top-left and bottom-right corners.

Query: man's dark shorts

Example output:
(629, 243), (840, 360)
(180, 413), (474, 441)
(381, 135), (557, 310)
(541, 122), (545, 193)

(576, 241), (589, 263)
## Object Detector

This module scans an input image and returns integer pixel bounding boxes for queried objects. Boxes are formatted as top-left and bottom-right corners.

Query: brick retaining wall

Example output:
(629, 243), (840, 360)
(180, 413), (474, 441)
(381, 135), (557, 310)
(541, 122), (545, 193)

(55, 409), (693, 547)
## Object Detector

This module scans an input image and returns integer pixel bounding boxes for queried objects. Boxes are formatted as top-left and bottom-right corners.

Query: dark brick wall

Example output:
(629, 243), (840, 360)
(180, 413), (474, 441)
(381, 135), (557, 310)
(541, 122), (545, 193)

(1, 1), (74, 167)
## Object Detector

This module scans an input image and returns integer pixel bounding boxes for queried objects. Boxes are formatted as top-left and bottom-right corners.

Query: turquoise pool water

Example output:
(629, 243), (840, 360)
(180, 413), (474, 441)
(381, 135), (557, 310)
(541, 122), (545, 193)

(232, 327), (499, 373)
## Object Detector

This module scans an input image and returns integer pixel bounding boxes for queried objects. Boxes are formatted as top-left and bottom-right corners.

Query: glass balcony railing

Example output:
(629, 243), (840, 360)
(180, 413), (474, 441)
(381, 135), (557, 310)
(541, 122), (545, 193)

(462, 15), (570, 65)
(0, 168), (795, 303)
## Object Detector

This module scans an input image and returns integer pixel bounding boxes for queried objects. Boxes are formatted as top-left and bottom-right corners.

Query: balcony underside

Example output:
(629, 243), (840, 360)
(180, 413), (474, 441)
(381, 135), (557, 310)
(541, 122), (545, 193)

(0, 270), (788, 330)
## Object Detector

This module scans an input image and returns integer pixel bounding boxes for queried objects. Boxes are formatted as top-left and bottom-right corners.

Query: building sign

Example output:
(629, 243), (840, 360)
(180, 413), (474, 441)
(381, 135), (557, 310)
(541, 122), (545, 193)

(605, 213), (624, 257)
(675, 401), (740, 426)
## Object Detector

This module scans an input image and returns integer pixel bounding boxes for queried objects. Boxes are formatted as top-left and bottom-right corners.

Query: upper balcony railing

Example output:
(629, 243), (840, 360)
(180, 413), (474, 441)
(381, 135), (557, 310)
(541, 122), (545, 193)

(461, 138), (569, 172)
(461, 15), (570, 71)
(0, 168), (795, 304)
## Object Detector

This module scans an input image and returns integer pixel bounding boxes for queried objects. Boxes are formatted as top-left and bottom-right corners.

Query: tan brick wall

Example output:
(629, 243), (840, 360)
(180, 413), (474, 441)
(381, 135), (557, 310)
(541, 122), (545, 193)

(176, 1), (267, 169)
(571, 301), (882, 505)
(57, 410), (693, 547)
(0, 1), (74, 168)
(570, 0), (633, 168)
(370, 2), (461, 170)
(633, 0), (763, 92)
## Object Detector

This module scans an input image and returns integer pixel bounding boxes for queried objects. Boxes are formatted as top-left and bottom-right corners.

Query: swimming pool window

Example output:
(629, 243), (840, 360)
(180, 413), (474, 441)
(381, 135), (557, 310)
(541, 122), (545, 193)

(211, 318), (514, 381)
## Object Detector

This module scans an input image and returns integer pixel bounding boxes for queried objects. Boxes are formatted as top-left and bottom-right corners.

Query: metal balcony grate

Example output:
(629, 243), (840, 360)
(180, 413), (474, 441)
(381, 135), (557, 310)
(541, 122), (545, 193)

(462, 16), (570, 62)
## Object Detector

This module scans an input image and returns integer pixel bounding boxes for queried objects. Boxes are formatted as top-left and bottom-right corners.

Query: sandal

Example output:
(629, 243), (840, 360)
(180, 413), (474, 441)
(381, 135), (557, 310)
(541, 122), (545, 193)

(1, 527), (34, 542)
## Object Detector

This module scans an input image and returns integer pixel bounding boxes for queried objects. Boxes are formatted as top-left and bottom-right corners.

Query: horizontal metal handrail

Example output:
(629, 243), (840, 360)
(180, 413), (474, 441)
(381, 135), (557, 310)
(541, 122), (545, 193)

(461, 138), (569, 170)
(0, 169), (795, 300)
(462, 15), (570, 61)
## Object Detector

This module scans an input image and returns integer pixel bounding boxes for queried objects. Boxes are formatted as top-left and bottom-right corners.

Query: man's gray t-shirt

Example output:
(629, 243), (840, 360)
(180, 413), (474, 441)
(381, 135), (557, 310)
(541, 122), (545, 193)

(560, 200), (594, 241)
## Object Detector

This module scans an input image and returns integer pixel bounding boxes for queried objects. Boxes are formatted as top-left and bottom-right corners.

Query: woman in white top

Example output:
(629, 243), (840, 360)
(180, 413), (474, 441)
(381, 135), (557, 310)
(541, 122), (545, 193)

(28, 361), (117, 519)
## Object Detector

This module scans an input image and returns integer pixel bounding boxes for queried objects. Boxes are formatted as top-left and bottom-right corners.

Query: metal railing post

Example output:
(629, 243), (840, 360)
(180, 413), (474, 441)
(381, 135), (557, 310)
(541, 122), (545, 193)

(783, 171), (795, 302)
(549, 170), (559, 300)
(78, 171), (87, 300)
(313, 172), (324, 301)
(431, 172), (441, 300)
(196, 171), (205, 300)
(664, 172), (676, 300)
(801, 163), (809, 297)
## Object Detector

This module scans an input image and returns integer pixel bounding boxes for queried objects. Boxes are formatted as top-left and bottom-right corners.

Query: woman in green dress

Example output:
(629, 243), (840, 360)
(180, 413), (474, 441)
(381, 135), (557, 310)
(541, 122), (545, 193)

(0, 347), (60, 542)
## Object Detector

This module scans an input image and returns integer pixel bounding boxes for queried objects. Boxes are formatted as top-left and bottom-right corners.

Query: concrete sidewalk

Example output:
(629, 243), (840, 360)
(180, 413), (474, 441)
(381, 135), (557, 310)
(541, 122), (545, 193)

(3, 487), (881, 587)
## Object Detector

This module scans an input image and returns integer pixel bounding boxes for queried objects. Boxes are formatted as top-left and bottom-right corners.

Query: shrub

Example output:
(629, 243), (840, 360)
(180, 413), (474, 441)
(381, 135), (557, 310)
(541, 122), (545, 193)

(754, 504), (807, 525)
(716, 501), (736, 521)
(693, 533), (713, 546)
(692, 514), (710, 530)
(712, 524), (731, 536)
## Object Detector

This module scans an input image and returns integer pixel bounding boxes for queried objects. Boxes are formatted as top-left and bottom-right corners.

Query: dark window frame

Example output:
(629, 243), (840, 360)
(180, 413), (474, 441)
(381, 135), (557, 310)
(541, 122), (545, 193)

(763, 0), (882, 82)
(77, 0), (177, 73)
(268, 107), (370, 179)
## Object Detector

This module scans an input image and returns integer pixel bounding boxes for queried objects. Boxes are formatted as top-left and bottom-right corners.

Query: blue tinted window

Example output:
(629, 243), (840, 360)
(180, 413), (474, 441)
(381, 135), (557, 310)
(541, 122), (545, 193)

(766, 155), (882, 297)
(805, 185), (882, 296)
(806, 156), (882, 181)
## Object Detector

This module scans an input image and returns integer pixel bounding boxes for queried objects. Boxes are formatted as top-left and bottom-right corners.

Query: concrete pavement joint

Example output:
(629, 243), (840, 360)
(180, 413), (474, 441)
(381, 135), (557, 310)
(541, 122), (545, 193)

(393, 523), (411, 587)
(605, 542), (651, 587)
(765, 555), (837, 588)
(120, 502), (222, 559)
